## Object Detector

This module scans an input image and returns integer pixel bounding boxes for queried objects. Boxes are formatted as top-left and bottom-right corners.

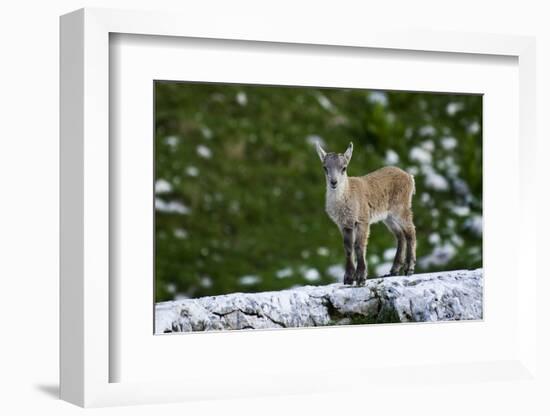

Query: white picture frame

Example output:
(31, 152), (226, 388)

(60, 7), (537, 407)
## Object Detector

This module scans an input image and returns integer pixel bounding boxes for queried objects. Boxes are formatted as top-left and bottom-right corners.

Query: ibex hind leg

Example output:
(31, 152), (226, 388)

(383, 217), (406, 277)
(396, 209), (416, 276)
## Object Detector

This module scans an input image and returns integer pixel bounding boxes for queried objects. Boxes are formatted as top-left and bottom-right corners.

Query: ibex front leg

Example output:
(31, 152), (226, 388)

(342, 227), (355, 285)
(353, 222), (369, 285)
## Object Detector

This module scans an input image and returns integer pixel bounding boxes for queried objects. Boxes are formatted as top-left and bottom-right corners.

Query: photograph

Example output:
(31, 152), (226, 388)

(153, 81), (483, 333)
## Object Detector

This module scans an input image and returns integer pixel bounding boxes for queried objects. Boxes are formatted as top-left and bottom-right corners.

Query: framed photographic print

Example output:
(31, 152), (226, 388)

(60, 7), (538, 407)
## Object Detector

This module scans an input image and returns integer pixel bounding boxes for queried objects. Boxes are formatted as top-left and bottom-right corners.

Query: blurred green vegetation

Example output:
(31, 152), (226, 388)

(154, 82), (482, 302)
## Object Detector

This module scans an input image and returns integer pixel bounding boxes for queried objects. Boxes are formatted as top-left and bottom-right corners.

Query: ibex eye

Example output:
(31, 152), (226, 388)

(342, 167), (347, 173)
(323, 167), (328, 174)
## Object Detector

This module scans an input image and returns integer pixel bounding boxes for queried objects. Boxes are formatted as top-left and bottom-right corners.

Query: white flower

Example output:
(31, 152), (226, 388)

(421, 140), (435, 152)
(446, 102), (464, 116)
(316, 94), (333, 111)
(186, 166), (199, 177)
(302, 268), (320, 282)
(385, 149), (399, 165)
(421, 165), (449, 191)
(383, 248), (397, 261)
(465, 215), (483, 237)
(165, 135), (179, 148)
(410, 147), (432, 164)
(407, 166), (419, 175)
(200, 276), (213, 288)
(418, 243), (456, 268)
(306, 135), (325, 148)
(236, 91), (248, 106)
(428, 233), (441, 245)
(173, 228), (188, 239)
(201, 127), (213, 139)
(239, 275), (260, 285)
(154, 198), (190, 214)
(451, 206), (470, 217)
(276, 268), (293, 279)
(155, 179), (172, 194)
(441, 136), (457, 150)
(451, 235), (464, 247)
(317, 247), (330, 256)
(196, 145), (212, 159)
(326, 264), (345, 280)
(468, 122), (480, 134)
(368, 91), (388, 106)
(419, 125), (436, 137)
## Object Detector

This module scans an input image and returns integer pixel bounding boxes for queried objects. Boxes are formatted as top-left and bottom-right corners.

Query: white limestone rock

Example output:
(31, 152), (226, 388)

(155, 269), (483, 333)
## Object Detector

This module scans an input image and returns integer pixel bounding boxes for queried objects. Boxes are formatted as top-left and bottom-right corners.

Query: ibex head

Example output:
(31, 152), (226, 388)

(315, 142), (353, 190)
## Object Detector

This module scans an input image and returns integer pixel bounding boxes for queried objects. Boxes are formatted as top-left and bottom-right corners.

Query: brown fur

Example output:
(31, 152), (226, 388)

(316, 142), (416, 285)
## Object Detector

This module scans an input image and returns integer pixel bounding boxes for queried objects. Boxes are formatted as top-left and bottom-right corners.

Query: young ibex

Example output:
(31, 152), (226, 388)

(315, 142), (416, 285)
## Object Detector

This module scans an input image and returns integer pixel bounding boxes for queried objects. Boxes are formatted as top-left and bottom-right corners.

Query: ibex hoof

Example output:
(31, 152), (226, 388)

(405, 269), (415, 276)
(353, 270), (367, 286)
(343, 273), (355, 285)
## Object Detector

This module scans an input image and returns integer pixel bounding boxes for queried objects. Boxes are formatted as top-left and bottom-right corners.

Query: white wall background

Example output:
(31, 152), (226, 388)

(0, 0), (548, 414)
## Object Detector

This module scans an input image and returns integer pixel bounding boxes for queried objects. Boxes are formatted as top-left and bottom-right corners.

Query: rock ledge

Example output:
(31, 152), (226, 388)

(155, 269), (483, 333)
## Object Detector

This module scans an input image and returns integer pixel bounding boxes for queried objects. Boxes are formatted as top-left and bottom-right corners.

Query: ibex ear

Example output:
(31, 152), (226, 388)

(344, 142), (353, 162)
(315, 142), (327, 162)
